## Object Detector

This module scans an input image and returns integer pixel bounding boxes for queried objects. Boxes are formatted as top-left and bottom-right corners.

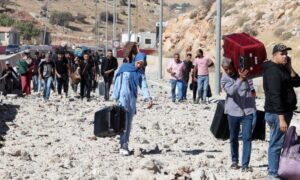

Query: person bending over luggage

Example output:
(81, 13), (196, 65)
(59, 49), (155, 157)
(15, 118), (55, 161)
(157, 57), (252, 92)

(1, 61), (19, 94)
(221, 57), (256, 172)
(262, 44), (300, 179)
(112, 54), (153, 156)
(101, 49), (118, 101)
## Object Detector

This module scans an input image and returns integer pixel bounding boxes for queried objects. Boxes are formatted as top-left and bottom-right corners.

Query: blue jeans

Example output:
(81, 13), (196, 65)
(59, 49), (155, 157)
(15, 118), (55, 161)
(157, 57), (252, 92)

(170, 79), (183, 102)
(38, 78), (44, 92)
(43, 77), (53, 101)
(239, 111), (257, 138)
(265, 112), (293, 177)
(33, 75), (38, 92)
(120, 112), (134, 145)
(197, 75), (209, 102)
(228, 114), (253, 168)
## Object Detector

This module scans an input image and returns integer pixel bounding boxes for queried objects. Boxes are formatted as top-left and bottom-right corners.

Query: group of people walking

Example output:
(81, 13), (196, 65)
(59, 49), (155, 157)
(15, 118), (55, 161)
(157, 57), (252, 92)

(167, 49), (214, 103)
(0, 47), (119, 103)
(1, 42), (299, 179)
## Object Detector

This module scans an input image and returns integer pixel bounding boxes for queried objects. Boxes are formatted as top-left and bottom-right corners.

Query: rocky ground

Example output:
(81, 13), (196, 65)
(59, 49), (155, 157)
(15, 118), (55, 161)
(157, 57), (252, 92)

(0, 70), (300, 180)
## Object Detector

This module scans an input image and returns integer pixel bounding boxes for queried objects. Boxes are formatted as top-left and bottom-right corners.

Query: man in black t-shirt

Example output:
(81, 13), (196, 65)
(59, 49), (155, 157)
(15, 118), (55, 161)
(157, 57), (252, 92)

(182, 53), (193, 100)
(39, 53), (55, 102)
(55, 52), (69, 97)
(101, 50), (118, 100)
(79, 52), (93, 101)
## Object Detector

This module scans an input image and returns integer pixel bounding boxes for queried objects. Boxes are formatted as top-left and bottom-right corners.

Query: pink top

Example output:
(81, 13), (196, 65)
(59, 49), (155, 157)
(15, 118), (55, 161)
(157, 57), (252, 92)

(194, 56), (213, 76)
(167, 60), (185, 80)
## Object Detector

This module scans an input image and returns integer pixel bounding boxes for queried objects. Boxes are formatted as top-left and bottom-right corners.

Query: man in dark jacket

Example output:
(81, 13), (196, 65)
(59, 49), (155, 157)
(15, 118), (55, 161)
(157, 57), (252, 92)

(263, 43), (300, 179)
(101, 49), (118, 101)
(182, 53), (193, 100)
(79, 52), (94, 101)
(55, 51), (69, 98)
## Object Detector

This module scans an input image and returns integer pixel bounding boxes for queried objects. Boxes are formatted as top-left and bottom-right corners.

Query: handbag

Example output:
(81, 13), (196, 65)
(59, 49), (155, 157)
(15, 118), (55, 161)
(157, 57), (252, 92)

(71, 72), (81, 84)
(278, 126), (300, 180)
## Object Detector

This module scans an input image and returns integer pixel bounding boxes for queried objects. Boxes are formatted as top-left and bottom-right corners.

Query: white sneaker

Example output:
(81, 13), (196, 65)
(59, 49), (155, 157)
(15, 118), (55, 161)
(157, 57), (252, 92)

(119, 148), (129, 156)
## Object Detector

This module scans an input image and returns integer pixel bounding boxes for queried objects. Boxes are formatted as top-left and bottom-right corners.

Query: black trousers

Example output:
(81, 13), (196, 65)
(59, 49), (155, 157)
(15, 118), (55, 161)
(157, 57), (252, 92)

(57, 77), (69, 95)
(80, 78), (92, 99)
(104, 76), (113, 100)
(192, 81), (198, 101)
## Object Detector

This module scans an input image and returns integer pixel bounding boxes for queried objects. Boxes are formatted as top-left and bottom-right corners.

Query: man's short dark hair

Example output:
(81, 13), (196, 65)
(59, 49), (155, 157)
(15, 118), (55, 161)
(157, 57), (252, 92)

(187, 53), (192, 57)
(107, 49), (112, 53)
(174, 53), (180, 56)
(197, 49), (203, 56)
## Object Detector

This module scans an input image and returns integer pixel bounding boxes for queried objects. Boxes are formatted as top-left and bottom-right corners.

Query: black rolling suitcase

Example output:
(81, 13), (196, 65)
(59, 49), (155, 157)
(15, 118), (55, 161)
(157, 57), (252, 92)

(252, 110), (265, 140)
(94, 106), (126, 137)
(210, 100), (230, 140)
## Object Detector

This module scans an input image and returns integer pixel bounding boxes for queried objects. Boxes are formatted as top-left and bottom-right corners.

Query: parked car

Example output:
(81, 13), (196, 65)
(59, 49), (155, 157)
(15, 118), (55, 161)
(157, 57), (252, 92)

(5, 44), (21, 55)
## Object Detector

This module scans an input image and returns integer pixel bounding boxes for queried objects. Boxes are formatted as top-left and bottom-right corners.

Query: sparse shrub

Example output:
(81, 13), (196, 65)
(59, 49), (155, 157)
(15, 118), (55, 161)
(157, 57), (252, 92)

(274, 28), (285, 37)
(75, 13), (87, 23)
(100, 12), (113, 23)
(169, 3), (179, 10)
(202, 0), (214, 10)
(189, 11), (197, 19)
(50, 11), (74, 27)
(280, 32), (293, 40)
(0, 14), (15, 26)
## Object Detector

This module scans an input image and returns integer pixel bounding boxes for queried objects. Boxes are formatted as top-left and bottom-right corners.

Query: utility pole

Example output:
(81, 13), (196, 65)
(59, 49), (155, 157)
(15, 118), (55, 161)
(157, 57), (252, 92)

(112, 0), (116, 56)
(158, 0), (163, 79)
(127, 0), (131, 42)
(43, 0), (49, 45)
(215, 0), (222, 95)
(105, 0), (108, 54)
(95, 0), (100, 46)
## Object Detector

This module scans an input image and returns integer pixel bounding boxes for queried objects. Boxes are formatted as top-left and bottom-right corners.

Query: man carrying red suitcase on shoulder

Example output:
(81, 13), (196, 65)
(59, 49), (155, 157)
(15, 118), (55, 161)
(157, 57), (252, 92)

(221, 57), (256, 172)
(263, 44), (300, 180)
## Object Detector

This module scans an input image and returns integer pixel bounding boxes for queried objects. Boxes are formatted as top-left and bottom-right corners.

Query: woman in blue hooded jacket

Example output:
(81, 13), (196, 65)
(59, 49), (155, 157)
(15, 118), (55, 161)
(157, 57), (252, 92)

(112, 53), (153, 156)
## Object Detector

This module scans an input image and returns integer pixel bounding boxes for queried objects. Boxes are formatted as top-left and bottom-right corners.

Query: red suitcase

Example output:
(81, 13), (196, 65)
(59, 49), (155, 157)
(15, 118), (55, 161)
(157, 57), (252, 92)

(223, 33), (267, 78)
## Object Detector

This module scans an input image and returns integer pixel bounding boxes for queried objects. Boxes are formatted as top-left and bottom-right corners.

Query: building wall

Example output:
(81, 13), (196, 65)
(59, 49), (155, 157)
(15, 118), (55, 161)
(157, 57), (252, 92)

(0, 32), (19, 45)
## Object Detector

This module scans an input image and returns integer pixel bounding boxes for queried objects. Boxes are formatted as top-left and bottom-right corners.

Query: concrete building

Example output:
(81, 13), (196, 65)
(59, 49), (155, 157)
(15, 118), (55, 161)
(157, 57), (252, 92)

(121, 32), (157, 49)
(0, 27), (20, 46)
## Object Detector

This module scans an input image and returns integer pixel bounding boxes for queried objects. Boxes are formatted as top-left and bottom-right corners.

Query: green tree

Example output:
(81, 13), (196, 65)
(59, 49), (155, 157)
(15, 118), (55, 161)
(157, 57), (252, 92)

(15, 21), (41, 40)
(0, 14), (15, 26)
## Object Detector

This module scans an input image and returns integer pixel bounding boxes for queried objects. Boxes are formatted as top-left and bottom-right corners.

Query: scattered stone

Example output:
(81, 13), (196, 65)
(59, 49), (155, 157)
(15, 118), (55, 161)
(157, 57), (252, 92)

(206, 155), (215, 159)
(190, 169), (206, 180)
(11, 150), (22, 157)
(134, 148), (144, 158)
(152, 122), (160, 130)
(140, 159), (163, 174)
(132, 169), (156, 180)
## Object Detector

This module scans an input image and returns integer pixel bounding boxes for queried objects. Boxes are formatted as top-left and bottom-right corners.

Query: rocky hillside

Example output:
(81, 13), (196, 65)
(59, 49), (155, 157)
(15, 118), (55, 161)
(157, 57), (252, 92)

(2, 0), (199, 46)
(163, 0), (300, 68)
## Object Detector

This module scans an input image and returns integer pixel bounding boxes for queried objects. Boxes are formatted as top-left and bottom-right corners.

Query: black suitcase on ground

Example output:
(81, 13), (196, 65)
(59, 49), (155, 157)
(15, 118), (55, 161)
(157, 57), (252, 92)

(94, 106), (126, 137)
(252, 110), (265, 141)
(210, 100), (230, 140)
